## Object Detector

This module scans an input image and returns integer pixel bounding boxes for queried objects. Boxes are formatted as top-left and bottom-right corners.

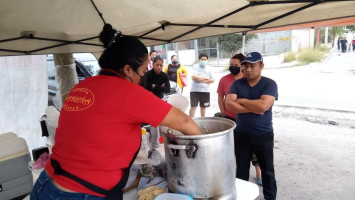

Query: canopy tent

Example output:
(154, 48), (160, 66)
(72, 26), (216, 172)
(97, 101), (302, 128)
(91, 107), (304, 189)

(249, 16), (355, 33)
(1, 0), (355, 56)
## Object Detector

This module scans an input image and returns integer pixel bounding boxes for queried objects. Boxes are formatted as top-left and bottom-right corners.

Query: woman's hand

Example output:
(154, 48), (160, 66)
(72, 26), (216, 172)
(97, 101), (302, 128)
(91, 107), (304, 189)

(160, 107), (202, 135)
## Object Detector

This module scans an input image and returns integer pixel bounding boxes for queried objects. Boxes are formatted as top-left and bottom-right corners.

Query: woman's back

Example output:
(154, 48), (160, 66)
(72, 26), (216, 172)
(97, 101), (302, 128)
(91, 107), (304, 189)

(46, 75), (172, 196)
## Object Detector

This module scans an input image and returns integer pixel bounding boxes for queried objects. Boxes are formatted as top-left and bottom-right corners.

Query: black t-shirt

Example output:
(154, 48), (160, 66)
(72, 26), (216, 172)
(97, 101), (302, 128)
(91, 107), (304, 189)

(142, 70), (170, 98)
(167, 64), (180, 82)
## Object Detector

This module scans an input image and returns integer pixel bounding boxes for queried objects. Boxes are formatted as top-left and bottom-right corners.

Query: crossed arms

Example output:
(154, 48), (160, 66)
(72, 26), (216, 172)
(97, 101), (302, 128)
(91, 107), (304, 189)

(225, 94), (275, 114)
(191, 75), (214, 84)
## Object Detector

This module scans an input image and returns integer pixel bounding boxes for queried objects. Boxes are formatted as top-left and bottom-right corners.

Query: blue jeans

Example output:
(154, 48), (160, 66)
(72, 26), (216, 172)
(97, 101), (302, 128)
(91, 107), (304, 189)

(30, 170), (106, 200)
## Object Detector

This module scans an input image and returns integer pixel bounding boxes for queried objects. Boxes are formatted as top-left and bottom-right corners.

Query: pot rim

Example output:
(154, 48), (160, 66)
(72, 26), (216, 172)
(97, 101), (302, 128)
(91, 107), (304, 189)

(161, 117), (236, 140)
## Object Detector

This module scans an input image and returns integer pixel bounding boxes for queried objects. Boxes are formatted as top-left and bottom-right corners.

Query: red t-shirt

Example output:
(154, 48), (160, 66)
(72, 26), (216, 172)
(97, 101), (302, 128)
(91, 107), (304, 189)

(45, 75), (172, 196)
(217, 73), (236, 119)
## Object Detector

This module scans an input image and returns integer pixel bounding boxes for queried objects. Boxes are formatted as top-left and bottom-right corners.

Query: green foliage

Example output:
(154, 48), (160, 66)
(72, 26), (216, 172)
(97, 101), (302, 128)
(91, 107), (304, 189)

(347, 25), (355, 32)
(297, 48), (325, 65)
(283, 52), (296, 63)
(320, 28), (333, 43)
(316, 44), (330, 53)
(216, 33), (257, 56)
(328, 26), (345, 47)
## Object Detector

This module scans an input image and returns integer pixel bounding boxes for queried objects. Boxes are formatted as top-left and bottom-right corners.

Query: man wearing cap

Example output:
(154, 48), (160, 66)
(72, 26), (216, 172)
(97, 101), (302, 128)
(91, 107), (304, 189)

(226, 52), (278, 200)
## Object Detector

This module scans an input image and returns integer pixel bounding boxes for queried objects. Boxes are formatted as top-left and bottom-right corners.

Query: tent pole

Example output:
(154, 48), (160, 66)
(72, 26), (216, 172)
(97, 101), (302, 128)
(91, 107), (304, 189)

(53, 53), (77, 109)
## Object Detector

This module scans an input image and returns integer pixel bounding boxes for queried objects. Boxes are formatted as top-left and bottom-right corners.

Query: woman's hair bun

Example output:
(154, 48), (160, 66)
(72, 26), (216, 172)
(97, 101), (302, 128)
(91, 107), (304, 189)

(99, 23), (117, 48)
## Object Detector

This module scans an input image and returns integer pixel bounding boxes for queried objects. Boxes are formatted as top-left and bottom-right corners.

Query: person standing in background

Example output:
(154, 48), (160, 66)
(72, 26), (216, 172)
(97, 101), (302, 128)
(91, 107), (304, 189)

(226, 52), (278, 200)
(148, 50), (157, 71)
(163, 55), (188, 92)
(217, 53), (245, 121)
(189, 53), (214, 118)
(341, 37), (348, 53)
(141, 55), (171, 152)
(217, 53), (262, 186)
(142, 55), (170, 99)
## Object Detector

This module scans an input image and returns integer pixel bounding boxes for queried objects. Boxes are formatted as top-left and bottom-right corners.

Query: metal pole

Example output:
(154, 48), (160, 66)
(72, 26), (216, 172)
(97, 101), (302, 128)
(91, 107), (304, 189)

(325, 27), (329, 45)
(175, 42), (179, 58)
(242, 32), (246, 54)
(217, 42), (220, 67)
(194, 39), (198, 61)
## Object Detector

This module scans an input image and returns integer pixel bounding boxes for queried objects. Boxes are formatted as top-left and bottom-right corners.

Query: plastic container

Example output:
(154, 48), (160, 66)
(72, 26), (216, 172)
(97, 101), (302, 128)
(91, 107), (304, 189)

(167, 94), (188, 112)
(149, 149), (164, 177)
(154, 193), (193, 200)
(140, 128), (150, 157)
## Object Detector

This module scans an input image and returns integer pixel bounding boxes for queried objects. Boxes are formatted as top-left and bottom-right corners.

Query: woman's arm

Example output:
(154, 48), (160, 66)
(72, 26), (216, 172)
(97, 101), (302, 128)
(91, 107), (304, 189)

(161, 75), (171, 93)
(160, 107), (202, 135)
(143, 74), (153, 92)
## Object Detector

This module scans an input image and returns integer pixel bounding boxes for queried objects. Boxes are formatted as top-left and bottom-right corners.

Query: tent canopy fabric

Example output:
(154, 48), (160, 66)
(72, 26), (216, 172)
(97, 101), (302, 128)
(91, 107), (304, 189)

(1, 0), (355, 56)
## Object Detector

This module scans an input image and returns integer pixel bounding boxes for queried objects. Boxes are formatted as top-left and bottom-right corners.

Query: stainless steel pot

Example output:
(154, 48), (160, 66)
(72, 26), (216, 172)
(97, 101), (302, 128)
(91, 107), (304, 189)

(160, 117), (236, 200)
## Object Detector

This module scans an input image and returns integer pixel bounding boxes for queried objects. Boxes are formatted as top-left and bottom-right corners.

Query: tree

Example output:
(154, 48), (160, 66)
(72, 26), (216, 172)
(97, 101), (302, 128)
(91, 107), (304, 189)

(346, 25), (355, 32)
(215, 33), (256, 56)
(328, 26), (345, 47)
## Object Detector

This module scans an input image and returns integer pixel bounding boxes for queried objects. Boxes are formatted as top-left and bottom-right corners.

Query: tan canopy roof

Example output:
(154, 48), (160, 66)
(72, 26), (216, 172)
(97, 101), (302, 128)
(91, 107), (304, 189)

(1, 0), (355, 56)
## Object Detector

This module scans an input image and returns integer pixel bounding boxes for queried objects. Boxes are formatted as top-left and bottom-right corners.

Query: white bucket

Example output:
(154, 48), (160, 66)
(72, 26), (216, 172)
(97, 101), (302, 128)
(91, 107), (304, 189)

(167, 94), (188, 112)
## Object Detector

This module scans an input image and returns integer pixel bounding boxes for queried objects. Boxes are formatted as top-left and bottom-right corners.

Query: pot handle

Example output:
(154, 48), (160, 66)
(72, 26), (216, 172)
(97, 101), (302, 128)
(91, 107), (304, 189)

(167, 144), (197, 158)
(167, 144), (187, 150)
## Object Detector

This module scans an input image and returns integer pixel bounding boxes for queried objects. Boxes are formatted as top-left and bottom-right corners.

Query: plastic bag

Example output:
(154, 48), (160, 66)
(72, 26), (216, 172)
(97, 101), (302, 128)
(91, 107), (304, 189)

(179, 73), (188, 87)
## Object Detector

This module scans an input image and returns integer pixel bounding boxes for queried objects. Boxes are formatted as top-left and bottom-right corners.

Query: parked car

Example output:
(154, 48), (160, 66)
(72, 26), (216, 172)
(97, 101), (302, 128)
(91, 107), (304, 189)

(47, 53), (100, 107)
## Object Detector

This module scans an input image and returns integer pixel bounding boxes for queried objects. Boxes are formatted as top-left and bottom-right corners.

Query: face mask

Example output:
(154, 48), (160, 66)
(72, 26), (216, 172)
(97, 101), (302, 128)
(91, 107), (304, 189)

(200, 61), (207, 67)
(229, 66), (241, 75)
(172, 61), (178, 65)
(134, 70), (144, 85)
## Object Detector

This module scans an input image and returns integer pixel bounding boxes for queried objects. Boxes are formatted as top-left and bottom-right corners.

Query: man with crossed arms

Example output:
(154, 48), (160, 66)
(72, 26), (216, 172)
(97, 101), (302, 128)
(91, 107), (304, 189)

(226, 52), (278, 200)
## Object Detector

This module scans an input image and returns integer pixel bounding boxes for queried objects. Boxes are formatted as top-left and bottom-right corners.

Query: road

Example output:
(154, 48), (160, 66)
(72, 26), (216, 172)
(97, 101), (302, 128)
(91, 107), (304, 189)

(263, 51), (355, 112)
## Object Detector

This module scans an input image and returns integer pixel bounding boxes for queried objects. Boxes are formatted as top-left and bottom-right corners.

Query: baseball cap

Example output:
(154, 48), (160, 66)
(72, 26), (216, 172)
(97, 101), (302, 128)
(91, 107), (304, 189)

(241, 52), (263, 64)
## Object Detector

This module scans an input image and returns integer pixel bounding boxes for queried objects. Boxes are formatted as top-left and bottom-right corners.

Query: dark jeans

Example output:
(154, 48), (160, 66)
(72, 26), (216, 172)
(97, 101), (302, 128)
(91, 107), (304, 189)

(234, 131), (277, 200)
(30, 170), (106, 200)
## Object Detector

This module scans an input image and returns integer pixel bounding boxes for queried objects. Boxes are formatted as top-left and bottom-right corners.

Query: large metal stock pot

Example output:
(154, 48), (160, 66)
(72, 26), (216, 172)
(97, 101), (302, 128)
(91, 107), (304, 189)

(160, 117), (236, 200)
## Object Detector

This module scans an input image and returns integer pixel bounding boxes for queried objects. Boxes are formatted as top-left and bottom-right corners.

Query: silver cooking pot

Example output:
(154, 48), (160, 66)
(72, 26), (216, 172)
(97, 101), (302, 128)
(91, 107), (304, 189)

(160, 117), (236, 200)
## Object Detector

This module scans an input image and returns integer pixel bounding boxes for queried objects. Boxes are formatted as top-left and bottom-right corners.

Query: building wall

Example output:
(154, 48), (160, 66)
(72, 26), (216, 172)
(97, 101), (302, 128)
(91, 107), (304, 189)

(244, 31), (292, 55)
(291, 29), (311, 52)
(151, 29), (312, 62)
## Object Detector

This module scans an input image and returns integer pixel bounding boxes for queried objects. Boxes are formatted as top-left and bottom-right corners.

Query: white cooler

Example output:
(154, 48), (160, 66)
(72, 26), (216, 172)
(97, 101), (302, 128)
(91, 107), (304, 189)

(0, 132), (33, 199)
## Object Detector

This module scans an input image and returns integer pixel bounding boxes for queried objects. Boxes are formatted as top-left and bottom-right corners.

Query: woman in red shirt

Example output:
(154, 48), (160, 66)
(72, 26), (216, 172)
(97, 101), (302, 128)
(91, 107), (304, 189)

(30, 24), (201, 200)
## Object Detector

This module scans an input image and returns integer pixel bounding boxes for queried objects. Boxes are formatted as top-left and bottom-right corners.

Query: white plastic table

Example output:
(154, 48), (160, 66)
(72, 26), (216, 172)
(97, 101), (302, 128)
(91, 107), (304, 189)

(29, 163), (259, 200)
(123, 178), (259, 200)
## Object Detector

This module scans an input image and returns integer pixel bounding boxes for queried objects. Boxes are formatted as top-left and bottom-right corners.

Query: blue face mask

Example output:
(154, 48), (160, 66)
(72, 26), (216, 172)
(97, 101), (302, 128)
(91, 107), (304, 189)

(200, 61), (207, 67)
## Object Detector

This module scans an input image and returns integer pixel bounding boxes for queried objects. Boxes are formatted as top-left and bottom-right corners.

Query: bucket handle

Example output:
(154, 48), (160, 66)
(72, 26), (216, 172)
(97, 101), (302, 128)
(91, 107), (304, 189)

(167, 144), (197, 158)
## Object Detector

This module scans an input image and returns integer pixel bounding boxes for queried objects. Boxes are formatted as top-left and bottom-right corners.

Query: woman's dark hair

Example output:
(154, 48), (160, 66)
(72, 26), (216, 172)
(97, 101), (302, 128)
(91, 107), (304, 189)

(231, 53), (245, 62)
(150, 50), (157, 55)
(153, 55), (163, 64)
(171, 55), (177, 60)
(98, 24), (148, 73)
(199, 53), (208, 60)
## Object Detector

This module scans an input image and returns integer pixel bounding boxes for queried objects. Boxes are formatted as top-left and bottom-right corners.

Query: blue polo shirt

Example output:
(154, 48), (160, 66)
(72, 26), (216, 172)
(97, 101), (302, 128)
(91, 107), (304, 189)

(228, 76), (278, 135)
